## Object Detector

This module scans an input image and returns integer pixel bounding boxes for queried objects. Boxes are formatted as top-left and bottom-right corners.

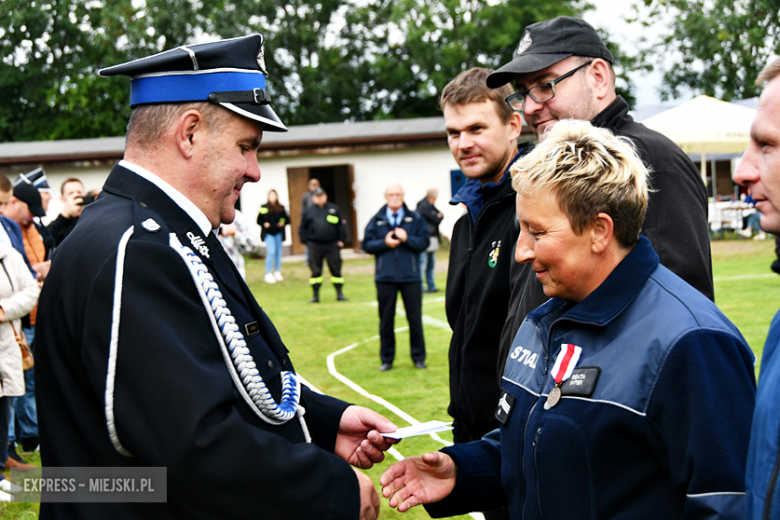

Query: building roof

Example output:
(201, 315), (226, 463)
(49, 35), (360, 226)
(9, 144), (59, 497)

(0, 115), (536, 167)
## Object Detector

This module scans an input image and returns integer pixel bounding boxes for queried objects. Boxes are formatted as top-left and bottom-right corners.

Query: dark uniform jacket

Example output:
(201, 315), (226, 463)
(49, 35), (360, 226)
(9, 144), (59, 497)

(593, 96), (714, 300)
(35, 164), (360, 520)
(257, 204), (290, 241)
(47, 214), (79, 246)
(299, 202), (347, 244)
(446, 158), (547, 442)
(428, 237), (755, 520)
(362, 203), (429, 283)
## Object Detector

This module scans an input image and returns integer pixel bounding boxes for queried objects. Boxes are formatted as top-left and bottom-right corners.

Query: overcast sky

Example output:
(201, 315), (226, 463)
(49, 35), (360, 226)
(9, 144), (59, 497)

(582, 0), (687, 108)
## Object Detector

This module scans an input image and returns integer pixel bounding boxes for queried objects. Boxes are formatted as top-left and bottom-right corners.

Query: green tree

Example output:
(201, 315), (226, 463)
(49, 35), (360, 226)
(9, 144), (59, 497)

(0, 0), (608, 141)
(348, 0), (593, 119)
(631, 0), (780, 101)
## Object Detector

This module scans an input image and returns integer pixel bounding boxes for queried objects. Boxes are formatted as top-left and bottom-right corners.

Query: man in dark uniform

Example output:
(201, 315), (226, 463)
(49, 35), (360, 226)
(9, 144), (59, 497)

(299, 188), (348, 303)
(34, 35), (396, 519)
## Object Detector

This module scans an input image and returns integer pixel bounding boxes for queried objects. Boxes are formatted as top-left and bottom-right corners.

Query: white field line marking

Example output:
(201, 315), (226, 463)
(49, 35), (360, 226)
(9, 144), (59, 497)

(297, 373), (407, 463)
(318, 303), (485, 520)
(366, 298), (451, 332)
(326, 334), (452, 448)
(714, 273), (777, 281)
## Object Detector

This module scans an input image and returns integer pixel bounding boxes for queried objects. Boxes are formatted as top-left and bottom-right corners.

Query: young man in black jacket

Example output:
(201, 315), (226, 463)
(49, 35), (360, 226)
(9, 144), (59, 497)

(442, 66), (548, 520)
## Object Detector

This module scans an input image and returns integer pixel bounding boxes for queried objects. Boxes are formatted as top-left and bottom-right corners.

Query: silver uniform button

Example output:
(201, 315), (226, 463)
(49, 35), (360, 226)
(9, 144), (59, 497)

(268, 360), (274, 370)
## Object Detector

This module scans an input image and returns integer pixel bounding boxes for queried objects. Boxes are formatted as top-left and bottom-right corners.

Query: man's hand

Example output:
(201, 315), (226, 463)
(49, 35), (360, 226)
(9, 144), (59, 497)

(380, 452), (457, 512)
(384, 230), (401, 248)
(33, 261), (51, 283)
(393, 227), (408, 243)
(335, 406), (399, 469)
(263, 221), (271, 229)
(354, 468), (381, 520)
(220, 223), (237, 237)
(61, 191), (84, 218)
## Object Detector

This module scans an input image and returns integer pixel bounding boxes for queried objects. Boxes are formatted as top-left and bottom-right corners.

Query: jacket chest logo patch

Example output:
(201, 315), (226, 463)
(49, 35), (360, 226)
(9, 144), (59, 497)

(509, 344), (539, 369)
(488, 240), (501, 268)
(186, 231), (210, 259)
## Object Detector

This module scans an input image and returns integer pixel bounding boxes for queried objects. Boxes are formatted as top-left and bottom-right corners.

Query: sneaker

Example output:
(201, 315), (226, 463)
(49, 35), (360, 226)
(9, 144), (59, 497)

(264, 272), (276, 284)
(414, 361), (428, 369)
(755, 232), (768, 240)
(274, 271), (284, 282)
(0, 479), (22, 493)
(0, 489), (12, 502)
(738, 228), (753, 238)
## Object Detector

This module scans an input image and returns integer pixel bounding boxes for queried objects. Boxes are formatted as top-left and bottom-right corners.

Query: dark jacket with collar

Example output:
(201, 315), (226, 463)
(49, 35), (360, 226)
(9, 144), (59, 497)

(299, 202), (347, 244)
(592, 95), (714, 300)
(428, 236), (755, 520)
(362, 203), (429, 283)
(446, 150), (547, 441)
(747, 309), (780, 519)
(35, 164), (360, 520)
(416, 197), (443, 239)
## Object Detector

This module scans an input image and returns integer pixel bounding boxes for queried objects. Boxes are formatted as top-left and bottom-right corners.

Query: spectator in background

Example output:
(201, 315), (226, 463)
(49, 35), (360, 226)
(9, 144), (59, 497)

(299, 188), (348, 303)
(300, 178), (321, 265)
(0, 243), (40, 501)
(363, 184), (429, 371)
(47, 178), (86, 246)
(14, 169), (55, 257)
(4, 182), (50, 459)
(218, 209), (260, 281)
(0, 174), (34, 470)
(416, 188), (443, 293)
(257, 189), (290, 284)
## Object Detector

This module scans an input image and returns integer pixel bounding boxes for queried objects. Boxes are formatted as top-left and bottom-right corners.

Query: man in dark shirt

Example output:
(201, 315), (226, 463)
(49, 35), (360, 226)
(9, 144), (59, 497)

(47, 177), (86, 246)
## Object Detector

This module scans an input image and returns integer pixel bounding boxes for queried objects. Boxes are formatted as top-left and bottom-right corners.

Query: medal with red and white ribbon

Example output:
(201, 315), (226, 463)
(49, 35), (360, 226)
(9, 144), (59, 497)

(544, 343), (582, 410)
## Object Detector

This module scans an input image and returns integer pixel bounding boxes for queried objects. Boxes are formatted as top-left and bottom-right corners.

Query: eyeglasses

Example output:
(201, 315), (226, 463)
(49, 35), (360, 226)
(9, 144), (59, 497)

(505, 61), (593, 113)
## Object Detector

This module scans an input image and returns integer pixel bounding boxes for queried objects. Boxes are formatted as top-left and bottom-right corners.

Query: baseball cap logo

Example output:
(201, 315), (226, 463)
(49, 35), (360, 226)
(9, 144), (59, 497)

(516, 30), (532, 55)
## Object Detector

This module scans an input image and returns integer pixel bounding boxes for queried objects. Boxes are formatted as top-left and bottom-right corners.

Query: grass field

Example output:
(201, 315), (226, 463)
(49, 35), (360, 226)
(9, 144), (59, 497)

(2, 238), (777, 519)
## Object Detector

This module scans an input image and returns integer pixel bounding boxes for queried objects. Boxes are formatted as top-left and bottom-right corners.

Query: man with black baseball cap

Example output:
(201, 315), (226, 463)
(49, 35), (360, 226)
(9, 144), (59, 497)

(490, 17), (714, 353)
(35, 34), (396, 520)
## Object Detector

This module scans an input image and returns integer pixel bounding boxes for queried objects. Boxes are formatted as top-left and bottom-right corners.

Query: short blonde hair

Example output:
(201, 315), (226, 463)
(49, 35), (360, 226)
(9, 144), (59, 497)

(511, 120), (649, 247)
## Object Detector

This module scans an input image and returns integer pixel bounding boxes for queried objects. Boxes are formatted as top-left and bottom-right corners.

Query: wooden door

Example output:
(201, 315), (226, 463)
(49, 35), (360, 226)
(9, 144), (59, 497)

(287, 167), (310, 255)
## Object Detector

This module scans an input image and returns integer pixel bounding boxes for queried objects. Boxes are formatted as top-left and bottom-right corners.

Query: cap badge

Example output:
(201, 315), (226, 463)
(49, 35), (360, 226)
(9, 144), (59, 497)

(257, 44), (267, 75)
(516, 30), (532, 55)
(142, 218), (161, 233)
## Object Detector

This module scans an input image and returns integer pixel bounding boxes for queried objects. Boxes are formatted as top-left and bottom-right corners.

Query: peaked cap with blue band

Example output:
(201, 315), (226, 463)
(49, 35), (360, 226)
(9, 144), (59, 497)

(99, 34), (287, 132)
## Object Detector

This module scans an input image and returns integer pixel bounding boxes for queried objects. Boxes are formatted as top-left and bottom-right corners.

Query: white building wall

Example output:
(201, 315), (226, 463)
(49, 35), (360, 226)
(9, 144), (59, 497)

(32, 144), (468, 247)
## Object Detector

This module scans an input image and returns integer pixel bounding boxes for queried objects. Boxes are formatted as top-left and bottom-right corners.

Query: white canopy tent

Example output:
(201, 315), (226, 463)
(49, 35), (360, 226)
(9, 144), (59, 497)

(642, 95), (756, 198)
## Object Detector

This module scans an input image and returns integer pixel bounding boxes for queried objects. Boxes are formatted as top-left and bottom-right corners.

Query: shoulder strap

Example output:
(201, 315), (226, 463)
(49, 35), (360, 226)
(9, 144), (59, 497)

(0, 258), (14, 292)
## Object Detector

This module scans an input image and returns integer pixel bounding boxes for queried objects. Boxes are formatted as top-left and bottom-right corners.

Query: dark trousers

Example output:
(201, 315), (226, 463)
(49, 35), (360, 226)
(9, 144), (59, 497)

(377, 282), (425, 364)
(308, 242), (342, 279)
(0, 395), (10, 464)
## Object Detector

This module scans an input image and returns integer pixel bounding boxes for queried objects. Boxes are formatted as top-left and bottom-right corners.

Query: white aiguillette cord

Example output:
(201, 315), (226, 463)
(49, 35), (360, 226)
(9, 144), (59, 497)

(169, 233), (311, 442)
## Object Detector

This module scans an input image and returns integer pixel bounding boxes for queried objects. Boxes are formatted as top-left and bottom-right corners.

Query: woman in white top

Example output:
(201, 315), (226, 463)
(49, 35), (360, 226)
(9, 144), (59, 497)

(0, 246), (40, 500)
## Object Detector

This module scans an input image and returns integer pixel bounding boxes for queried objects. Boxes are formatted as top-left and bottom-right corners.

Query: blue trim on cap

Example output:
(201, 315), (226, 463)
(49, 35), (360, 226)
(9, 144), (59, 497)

(130, 71), (267, 106)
